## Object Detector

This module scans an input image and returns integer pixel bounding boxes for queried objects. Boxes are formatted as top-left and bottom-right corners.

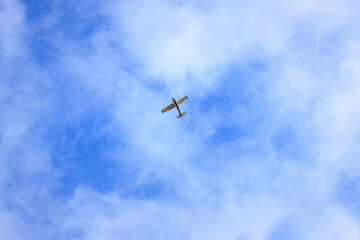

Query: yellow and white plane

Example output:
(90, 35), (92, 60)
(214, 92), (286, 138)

(161, 96), (188, 118)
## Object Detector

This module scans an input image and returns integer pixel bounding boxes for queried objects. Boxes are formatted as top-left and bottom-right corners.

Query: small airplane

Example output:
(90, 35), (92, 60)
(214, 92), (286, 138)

(161, 96), (188, 118)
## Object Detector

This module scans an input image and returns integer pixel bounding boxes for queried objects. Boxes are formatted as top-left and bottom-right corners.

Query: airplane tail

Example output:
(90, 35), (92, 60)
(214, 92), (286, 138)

(177, 112), (186, 119)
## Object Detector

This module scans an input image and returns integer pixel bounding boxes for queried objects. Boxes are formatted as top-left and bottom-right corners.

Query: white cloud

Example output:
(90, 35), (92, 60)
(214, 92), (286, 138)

(102, 0), (352, 93)
(53, 0), (360, 239)
(308, 206), (360, 240)
(0, 0), (26, 59)
(2, 0), (360, 239)
(0, 1), (60, 239)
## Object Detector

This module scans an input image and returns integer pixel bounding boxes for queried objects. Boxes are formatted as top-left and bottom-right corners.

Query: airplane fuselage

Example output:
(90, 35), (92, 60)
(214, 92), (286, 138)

(172, 97), (182, 115)
(161, 96), (187, 118)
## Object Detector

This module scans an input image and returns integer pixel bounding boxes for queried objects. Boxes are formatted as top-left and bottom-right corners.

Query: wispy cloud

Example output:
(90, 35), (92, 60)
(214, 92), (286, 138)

(1, 0), (360, 239)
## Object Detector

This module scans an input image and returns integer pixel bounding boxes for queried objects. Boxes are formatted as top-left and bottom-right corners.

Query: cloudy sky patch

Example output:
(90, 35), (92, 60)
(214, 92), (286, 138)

(1, 0), (360, 239)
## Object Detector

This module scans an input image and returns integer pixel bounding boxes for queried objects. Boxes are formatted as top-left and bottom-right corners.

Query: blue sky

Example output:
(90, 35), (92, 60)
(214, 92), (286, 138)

(1, 0), (360, 239)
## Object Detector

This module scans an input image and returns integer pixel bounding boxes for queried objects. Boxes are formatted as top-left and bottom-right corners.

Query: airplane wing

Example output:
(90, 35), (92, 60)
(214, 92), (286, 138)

(161, 103), (175, 113)
(177, 96), (188, 105)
